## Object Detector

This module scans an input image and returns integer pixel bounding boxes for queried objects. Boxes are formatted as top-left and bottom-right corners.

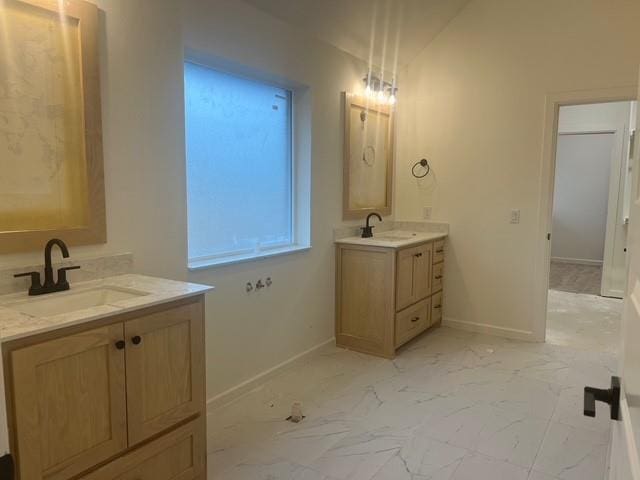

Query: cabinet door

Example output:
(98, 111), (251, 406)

(412, 243), (432, 301)
(396, 246), (417, 311)
(11, 324), (127, 480)
(396, 243), (432, 311)
(125, 301), (205, 445)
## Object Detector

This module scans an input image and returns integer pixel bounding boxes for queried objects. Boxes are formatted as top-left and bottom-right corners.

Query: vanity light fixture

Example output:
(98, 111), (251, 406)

(362, 73), (397, 105)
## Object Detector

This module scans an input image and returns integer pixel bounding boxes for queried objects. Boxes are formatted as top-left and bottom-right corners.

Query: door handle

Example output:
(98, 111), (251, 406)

(584, 376), (621, 420)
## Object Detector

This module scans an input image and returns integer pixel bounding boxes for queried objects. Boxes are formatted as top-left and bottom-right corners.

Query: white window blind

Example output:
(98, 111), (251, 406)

(184, 62), (293, 264)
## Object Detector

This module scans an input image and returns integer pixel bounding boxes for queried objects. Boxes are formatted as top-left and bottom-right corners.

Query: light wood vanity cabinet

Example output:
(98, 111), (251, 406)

(4, 297), (206, 480)
(336, 237), (445, 358)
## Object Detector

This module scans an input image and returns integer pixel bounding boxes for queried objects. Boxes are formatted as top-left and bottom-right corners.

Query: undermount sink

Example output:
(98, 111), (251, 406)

(374, 233), (416, 241)
(5, 286), (148, 317)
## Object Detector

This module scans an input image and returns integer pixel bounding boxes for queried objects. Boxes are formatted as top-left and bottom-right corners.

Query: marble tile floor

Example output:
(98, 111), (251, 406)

(207, 319), (619, 480)
(546, 289), (622, 354)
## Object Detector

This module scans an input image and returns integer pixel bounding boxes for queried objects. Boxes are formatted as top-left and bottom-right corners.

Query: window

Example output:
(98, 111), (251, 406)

(184, 61), (302, 268)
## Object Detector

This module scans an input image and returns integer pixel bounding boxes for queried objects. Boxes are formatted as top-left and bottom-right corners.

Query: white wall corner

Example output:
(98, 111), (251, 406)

(206, 337), (336, 413)
(442, 316), (537, 342)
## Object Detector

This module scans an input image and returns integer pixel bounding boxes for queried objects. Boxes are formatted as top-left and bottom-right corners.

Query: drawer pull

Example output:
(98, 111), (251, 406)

(414, 253), (423, 258)
(436, 249), (444, 254)
(411, 316), (420, 322)
(131, 335), (142, 345)
(435, 275), (443, 280)
(434, 304), (442, 309)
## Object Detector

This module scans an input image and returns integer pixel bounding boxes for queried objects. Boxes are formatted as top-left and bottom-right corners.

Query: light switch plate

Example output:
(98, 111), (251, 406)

(423, 206), (433, 220)
(510, 209), (521, 224)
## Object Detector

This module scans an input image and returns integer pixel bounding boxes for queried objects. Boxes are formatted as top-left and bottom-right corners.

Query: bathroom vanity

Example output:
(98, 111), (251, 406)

(0, 274), (213, 480)
(335, 231), (446, 358)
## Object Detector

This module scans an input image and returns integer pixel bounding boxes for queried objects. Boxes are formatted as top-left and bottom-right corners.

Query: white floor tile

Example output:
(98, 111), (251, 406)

(532, 422), (609, 480)
(309, 425), (411, 479)
(372, 437), (468, 479)
(207, 291), (618, 479)
(418, 402), (548, 467)
(449, 453), (529, 480)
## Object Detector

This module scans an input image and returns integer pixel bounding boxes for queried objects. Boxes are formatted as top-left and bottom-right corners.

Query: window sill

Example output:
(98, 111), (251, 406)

(187, 244), (311, 271)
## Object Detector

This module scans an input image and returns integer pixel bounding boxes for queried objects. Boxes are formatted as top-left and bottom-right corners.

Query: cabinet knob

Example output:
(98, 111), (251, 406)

(131, 335), (142, 345)
(115, 340), (126, 350)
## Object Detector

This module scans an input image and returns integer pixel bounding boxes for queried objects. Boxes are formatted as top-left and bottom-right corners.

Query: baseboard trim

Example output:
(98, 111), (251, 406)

(551, 256), (603, 266)
(442, 317), (535, 341)
(206, 337), (335, 412)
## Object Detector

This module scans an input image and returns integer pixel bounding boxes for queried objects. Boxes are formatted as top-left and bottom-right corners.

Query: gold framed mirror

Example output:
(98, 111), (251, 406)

(342, 92), (394, 220)
(0, 0), (105, 252)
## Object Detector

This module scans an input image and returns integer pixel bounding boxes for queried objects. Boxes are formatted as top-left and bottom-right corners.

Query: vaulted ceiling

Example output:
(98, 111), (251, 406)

(242, 0), (471, 70)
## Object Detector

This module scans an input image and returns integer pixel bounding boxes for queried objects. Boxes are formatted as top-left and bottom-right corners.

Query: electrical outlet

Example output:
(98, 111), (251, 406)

(423, 206), (433, 220)
(510, 209), (521, 224)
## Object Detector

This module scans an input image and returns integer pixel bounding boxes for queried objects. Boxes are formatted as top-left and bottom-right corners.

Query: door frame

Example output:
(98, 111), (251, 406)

(533, 86), (637, 342)
(602, 122), (631, 298)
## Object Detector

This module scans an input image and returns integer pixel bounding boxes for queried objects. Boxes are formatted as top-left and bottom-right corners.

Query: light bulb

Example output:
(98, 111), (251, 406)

(388, 94), (396, 105)
(364, 85), (372, 97)
(377, 89), (385, 101)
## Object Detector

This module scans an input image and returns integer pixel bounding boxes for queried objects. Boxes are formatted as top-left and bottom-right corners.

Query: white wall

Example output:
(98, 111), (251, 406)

(551, 132), (614, 263)
(0, 0), (376, 400)
(395, 0), (640, 337)
(181, 0), (375, 399)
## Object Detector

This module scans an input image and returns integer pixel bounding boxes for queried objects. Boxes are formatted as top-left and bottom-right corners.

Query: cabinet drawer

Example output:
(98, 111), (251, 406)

(432, 262), (444, 293)
(81, 419), (205, 480)
(395, 299), (430, 348)
(433, 240), (445, 264)
(431, 292), (443, 324)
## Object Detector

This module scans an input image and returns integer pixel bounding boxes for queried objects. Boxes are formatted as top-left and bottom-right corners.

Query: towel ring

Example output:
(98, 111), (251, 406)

(412, 158), (430, 178)
(362, 145), (376, 166)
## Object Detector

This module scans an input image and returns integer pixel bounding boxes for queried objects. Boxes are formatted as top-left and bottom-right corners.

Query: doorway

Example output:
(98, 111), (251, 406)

(546, 101), (636, 351)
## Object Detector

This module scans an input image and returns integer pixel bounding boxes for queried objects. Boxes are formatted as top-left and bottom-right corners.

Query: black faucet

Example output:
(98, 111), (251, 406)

(361, 213), (382, 238)
(14, 239), (81, 296)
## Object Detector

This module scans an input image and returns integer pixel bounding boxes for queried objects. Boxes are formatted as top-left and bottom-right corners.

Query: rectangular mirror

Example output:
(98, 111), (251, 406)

(342, 93), (394, 220)
(0, 0), (105, 252)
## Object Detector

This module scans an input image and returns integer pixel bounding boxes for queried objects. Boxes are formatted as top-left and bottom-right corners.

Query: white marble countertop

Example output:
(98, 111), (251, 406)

(0, 274), (214, 343)
(335, 230), (447, 249)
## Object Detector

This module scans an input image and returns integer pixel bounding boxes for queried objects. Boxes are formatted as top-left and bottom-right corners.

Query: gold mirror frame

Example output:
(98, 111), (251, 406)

(342, 92), (394, 220)
(0, 0), (105, 252)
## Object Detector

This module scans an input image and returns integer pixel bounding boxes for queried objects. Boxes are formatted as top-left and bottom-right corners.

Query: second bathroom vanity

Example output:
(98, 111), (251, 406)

(335, 229), (447, 358)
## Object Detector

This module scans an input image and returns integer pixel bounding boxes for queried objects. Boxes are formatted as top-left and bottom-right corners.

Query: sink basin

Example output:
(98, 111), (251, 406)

(5, 286), (148, 317)
(374, 234), (416, 241)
